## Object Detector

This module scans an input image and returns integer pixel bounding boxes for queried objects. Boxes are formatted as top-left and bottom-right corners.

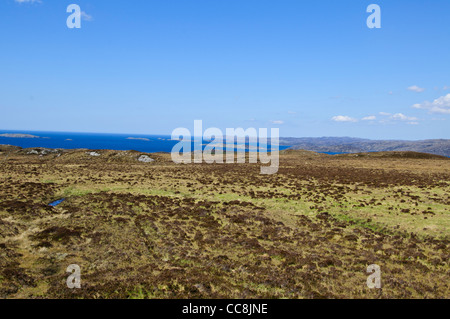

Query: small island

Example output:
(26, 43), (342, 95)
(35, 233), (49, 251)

(0, 133), (41, 139)
(126, 137), (150, 141)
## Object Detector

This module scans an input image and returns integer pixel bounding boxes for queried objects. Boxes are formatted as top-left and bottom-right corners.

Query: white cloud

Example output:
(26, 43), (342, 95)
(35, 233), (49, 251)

(407, 85), (425, 93)
(81, 11), (93, 21)
(412, 94), (450, 114)
(331, 115), (357, 123)
(392, 113), (418, 121)
(271, 120), (284, 125)
(362, 115), (376, 121)
(378, 112), (419, 124)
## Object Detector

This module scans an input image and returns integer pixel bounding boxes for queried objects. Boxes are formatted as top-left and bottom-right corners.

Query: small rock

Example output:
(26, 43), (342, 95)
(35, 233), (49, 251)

(194, 283), (207, 293)
(138, 155), (154, 163)
(87, 152), (101, 157)
(55, 253), (68, 261)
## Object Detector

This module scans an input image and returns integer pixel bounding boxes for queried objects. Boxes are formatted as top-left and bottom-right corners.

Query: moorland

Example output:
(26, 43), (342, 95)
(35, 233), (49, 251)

(0, 145), (448, 298)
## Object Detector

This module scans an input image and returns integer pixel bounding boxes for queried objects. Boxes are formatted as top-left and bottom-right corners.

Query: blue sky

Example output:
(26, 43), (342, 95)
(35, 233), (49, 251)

(1, 0), (449, 139)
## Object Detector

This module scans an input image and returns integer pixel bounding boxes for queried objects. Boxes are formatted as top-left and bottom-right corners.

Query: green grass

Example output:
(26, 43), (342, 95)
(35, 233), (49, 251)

(60, 186), (94, 198)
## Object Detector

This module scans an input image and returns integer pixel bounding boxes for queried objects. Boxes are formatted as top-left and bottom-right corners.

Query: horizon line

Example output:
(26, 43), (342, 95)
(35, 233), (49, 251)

(0, 128), (449, 142)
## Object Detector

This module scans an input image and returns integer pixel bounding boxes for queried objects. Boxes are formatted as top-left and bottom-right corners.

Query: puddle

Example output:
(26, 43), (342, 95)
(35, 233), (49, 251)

(48, 198), (65, 207)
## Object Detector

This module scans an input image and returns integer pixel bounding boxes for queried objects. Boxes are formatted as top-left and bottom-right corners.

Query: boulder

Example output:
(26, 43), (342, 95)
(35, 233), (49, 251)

(138, 155), (154, 163)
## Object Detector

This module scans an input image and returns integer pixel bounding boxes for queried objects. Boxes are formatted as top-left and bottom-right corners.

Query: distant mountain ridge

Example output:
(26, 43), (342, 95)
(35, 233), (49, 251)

(279, 137), (450, 157)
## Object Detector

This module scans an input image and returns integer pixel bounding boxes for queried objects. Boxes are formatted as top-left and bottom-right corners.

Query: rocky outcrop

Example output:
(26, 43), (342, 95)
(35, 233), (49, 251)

(87, 152), (101, 157)
(137, 155), (154, 163)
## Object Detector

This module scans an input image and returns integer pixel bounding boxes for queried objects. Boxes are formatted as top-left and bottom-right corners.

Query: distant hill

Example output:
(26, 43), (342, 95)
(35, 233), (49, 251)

(336, 151), (449, 160)
(279, 137), (450, 157)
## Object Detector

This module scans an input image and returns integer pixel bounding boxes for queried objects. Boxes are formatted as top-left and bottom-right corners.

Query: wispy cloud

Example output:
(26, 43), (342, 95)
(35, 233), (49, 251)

(331, 115), (358, 123)
(392, 113), (418, 121)
(377, 112), (420, 124)
(412, 94), (450, 114)
(81, 11), (93, 21)
(15, 0), (41, 3)
(407, 85), (425, 93)
(362, 115), (376, 121)
(271, 120), (284, 125)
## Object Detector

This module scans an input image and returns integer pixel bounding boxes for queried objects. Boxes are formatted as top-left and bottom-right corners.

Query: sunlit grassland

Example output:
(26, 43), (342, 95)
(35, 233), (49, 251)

(52, 175), (449, 240)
